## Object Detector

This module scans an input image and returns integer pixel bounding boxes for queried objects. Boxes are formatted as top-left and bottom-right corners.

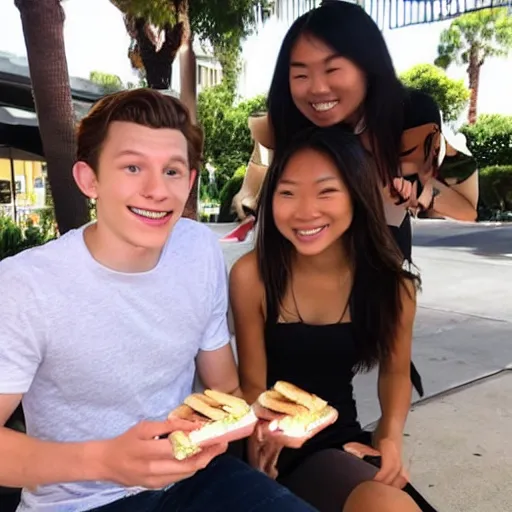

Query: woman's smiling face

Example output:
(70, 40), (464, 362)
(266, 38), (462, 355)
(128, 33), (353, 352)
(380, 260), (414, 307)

(289, 34), (367, 128)
(272, 147), (353, 257)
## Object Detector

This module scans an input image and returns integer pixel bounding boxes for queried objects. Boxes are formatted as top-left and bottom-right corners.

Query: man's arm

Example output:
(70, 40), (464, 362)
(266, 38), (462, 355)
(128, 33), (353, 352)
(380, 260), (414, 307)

(0, 265), (100, 489)
(196, 345), (241, 397)
(0, 394), (104, 488)
(195, 234), (242, 397)
(0, 393), (228, 490)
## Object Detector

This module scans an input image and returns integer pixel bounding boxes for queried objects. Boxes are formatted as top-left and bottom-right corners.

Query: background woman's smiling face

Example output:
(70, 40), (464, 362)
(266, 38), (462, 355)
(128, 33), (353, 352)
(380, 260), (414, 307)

(289, 34), (367, 128)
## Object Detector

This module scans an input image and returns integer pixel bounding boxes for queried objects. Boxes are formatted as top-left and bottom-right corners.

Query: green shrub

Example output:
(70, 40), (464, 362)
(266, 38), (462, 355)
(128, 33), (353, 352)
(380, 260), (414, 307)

(218, 165), (246, 222)
(478, 165), (512, 211)
(198, 84), (267, 203)
(461, 115), (512, 168)
(399, 64), (469, 122)
(0, 216), (49, 260)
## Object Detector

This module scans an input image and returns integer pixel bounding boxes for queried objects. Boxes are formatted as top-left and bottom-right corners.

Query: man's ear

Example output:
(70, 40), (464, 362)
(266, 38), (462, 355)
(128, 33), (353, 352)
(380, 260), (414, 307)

(73, 161), (98, 199)
(189, 169), (198, 192)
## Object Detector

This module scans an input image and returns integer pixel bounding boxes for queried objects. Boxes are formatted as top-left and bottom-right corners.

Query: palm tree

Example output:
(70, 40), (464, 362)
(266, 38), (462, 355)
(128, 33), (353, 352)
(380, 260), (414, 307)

(435, 7), (512, 124)
(14, 0), (90, 234)
(114, 0), (188, 91)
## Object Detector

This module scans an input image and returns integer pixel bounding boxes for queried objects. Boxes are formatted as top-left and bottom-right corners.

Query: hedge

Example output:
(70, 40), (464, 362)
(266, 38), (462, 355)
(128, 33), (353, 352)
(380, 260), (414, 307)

(479, 165), (512, 211)
(218, 165), (247, 222)
(461, 114), (512, 168)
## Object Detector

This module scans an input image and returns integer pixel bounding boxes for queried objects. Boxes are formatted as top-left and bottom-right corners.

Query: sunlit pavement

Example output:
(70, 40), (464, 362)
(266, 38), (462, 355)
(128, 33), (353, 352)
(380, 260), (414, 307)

(214, 219), (512, 510)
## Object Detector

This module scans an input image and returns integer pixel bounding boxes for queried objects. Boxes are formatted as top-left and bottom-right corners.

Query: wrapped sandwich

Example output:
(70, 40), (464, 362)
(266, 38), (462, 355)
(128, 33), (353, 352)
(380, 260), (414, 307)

(168, 389), (257, 460)
(257, 381), (338, 438)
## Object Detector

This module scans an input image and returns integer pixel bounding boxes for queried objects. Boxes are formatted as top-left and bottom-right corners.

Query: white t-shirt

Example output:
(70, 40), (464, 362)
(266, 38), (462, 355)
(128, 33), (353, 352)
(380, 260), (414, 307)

(0, 219), (231, 512)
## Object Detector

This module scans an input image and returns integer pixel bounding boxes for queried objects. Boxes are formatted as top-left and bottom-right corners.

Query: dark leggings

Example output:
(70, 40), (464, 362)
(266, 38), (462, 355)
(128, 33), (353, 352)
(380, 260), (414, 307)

(280, 448), (378, 511)
(278, 447), (438, 512)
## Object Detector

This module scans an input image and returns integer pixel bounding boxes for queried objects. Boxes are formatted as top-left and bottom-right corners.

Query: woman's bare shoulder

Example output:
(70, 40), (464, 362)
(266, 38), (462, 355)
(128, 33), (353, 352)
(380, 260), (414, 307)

(229, 250), (263, 292)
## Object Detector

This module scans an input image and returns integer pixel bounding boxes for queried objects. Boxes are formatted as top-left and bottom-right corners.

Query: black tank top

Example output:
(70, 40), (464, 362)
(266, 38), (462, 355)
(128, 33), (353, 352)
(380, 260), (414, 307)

(265, 321), (363, 469)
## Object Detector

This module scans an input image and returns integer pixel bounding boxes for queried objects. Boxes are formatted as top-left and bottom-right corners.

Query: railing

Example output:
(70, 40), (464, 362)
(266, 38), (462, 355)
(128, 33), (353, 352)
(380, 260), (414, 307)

(365, 0), (512, 30)
(266, 0), (511, 30)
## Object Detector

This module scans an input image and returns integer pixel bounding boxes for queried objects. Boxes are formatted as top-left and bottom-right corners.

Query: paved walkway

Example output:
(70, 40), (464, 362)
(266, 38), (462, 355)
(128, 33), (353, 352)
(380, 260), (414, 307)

(402, 370), (512, 511)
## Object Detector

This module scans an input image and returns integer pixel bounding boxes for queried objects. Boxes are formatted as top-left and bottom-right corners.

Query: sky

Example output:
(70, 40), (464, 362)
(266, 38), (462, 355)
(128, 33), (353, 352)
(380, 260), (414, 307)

(1, 0), (511, 119)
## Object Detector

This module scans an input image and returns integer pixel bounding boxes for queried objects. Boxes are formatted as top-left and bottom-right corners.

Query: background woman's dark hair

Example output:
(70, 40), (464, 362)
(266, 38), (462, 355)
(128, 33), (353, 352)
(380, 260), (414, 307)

(403, 89), (441, 128)
(404, 88), (442, 169)
(267, 1), (406, 187)
(256, 125), (421, 370)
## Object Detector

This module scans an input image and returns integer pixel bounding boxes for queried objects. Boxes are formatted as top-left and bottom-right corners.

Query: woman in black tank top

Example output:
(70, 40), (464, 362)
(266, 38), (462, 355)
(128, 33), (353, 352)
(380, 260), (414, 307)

(230, 127), (436, 511)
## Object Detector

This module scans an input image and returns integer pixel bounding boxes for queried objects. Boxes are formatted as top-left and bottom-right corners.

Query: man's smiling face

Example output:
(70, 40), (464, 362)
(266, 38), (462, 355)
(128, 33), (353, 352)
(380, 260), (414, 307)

(77, 120), (196, 253)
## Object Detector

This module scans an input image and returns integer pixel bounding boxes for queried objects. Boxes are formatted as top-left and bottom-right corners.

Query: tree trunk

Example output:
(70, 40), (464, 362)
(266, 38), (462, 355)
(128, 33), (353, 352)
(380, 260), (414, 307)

(134, 18), (183, 90)
(179, 43), (197, 124)
(177, 0), (199, 220)
(181, 42), (198, 220)
(467, 45), (481, 124)
(181, 40), (199, 220)
(15, 0), (90, 234)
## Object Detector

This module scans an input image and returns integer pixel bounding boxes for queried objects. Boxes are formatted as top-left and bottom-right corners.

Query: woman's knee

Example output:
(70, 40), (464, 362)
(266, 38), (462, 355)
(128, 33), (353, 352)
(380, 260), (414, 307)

(343, 481), (421, 512)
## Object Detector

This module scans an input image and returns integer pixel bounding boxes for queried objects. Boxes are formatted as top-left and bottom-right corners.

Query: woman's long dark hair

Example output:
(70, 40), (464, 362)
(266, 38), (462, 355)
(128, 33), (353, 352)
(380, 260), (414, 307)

(267, 1), (406, 187)
(256, 126), (421, 371)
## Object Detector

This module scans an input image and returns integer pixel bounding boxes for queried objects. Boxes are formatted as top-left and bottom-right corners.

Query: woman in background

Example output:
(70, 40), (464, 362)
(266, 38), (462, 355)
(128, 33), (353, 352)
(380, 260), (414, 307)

(252, 0), (477, 261)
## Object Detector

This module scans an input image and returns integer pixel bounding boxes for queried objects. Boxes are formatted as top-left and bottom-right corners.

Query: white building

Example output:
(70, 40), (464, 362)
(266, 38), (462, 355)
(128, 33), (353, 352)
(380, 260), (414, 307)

(169, 41), (223, 95)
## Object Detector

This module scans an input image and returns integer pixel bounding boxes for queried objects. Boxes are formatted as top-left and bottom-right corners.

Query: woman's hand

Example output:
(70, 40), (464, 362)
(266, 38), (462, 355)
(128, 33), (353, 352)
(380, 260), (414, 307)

(248, 402), (337, 478)
(252, 402), (336, 449)
(343, 438), (409, 490)
(246, 404), (287, 479)
(392, 178), (419, 209)
(383, 178), (418, 210)
(374, 436), (409, 489)
(247, 423), (282, 479)
(251, 403), (305, 450)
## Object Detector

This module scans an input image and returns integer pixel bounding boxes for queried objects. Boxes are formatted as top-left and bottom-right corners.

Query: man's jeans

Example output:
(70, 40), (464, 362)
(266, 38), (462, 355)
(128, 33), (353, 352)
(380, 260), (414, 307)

(88, 454), (317, 512)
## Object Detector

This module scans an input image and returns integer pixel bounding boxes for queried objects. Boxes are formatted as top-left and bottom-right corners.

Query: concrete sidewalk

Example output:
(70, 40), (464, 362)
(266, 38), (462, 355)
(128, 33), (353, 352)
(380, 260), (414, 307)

(402, 371), (512, 511)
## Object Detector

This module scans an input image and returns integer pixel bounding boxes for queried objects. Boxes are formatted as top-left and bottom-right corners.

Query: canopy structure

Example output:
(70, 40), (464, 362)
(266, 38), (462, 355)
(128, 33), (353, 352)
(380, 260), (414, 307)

(0, 52), (102, 115)
(0, 53), (102, 222)
(271, 0), (511, 29)
(363, 0), (512, 30)
(0, 52), (102, 158)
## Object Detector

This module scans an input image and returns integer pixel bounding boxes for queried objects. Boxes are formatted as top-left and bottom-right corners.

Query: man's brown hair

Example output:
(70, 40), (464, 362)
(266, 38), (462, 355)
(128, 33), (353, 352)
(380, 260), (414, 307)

(76, 88), (203, 173)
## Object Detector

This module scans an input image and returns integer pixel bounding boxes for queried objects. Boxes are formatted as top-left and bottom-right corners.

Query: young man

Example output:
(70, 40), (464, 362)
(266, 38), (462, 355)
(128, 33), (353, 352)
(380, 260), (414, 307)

(0, 89), (315, 512)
